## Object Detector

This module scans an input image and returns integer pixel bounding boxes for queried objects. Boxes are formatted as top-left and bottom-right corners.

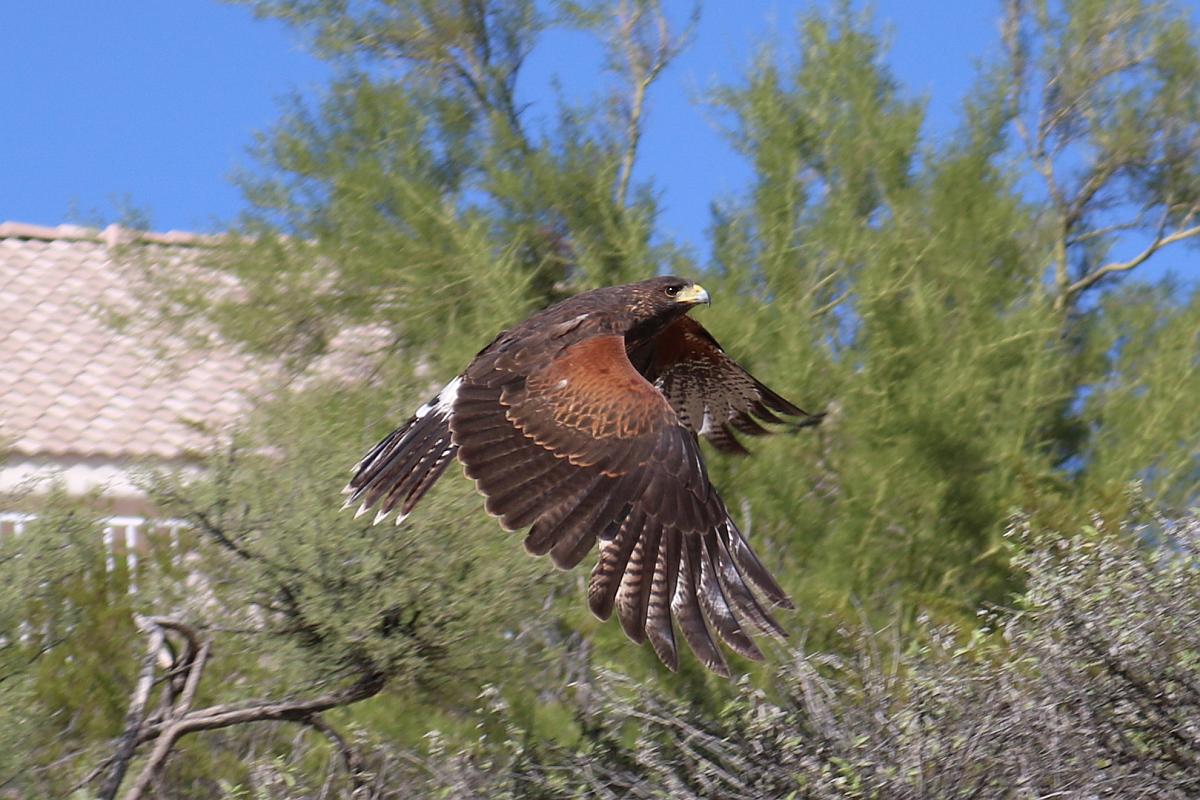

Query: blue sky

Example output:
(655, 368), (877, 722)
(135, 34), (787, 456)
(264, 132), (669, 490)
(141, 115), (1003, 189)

(2, 1), (1000, 255)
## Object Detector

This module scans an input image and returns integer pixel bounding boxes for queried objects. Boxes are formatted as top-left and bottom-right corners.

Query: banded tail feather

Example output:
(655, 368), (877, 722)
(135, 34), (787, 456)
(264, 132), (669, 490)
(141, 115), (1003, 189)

(343, 377), (462, 524)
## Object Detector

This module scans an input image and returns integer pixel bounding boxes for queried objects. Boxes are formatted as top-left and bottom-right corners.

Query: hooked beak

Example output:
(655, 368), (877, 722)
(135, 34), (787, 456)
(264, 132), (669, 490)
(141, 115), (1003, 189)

(675, 283), (711, 306)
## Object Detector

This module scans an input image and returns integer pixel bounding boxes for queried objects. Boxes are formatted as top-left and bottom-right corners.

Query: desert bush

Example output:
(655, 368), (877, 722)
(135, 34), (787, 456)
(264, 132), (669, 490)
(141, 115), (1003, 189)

(223, 505), (1200, 799)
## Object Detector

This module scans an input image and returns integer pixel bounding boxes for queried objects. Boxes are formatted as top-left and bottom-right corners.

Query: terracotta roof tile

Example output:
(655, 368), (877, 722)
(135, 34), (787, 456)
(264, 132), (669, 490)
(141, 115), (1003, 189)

(1, 222), (274, 461)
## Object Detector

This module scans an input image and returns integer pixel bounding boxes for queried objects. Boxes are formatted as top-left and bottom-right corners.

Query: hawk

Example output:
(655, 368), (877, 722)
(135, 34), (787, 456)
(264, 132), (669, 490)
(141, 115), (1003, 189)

(343, 277), (820, 675)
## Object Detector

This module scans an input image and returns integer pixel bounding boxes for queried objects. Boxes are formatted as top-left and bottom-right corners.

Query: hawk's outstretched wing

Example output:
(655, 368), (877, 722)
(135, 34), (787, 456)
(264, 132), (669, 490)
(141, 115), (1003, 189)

(628, 316), (822, 455)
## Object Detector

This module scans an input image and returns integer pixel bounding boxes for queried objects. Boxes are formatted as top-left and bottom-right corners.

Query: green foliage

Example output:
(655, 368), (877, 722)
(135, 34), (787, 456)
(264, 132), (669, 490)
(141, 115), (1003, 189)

(174, 0), (690, 373)
(703, 4), (1068, 632)
(1082, 283), (1200, 507)
(0, 493), (138, 794)
(144, 384), (548, 700)
(208, 507), (1200, 798)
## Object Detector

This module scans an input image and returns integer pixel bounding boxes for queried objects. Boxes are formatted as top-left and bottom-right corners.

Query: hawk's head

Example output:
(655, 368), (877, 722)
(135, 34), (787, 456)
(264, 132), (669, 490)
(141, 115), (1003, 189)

(625, 276), (710, 321)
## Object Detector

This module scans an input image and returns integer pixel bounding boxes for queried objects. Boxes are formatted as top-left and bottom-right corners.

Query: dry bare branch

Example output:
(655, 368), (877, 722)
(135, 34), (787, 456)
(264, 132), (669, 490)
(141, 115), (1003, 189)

(98, 620), (164, 800)
(1062, 221), (1200, 305)
(119, 672), (384, 800)
(613, 0), (696, 207)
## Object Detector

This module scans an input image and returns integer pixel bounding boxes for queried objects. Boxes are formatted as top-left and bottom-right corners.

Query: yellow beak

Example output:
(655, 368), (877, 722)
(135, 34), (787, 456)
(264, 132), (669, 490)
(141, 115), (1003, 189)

(675, 284), (711, 305)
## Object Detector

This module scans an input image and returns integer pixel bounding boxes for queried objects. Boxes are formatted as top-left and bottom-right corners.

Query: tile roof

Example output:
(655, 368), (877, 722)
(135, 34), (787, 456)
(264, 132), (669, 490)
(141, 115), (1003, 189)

(0, 222), (272, 461)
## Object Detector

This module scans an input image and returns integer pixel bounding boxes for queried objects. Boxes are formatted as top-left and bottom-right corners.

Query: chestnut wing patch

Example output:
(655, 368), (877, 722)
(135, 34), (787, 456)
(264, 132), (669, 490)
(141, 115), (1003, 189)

(505, 335), (678, 466)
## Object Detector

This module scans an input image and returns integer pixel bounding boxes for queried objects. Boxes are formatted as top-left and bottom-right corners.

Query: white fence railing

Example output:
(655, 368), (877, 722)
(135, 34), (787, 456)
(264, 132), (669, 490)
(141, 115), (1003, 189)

(1, 512), (187, 592)
(0, 511), (35, 536)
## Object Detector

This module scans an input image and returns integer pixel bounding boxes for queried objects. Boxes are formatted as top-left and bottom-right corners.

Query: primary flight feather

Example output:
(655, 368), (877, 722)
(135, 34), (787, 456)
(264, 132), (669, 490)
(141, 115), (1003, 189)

(342, 276), (821, 676)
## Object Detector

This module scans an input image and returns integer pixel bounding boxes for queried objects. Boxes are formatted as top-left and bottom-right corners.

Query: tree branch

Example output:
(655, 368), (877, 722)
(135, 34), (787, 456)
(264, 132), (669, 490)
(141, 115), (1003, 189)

(613, 0), (695, 207)
(90, 615), (383, 799)
(303, 713), (369, 791)
(1003, 0), (1071, 295)
(119, 672), (385, 800)
(615, 1), (657, 207)
(1060, 221), (1200, 307)
(98, 621), (164, 800)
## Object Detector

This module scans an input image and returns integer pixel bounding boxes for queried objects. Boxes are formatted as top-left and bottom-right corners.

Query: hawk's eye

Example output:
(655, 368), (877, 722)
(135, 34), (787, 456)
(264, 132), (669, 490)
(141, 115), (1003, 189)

(664, 284), (683, 297)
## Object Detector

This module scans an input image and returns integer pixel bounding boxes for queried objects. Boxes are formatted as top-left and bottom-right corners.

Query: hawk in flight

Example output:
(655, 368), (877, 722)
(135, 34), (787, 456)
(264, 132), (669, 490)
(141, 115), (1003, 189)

(343, 277), (820, 675)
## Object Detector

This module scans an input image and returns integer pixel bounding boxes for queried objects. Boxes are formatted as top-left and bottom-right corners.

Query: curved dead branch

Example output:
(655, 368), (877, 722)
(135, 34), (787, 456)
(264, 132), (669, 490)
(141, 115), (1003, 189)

(86, 616), (384, 800)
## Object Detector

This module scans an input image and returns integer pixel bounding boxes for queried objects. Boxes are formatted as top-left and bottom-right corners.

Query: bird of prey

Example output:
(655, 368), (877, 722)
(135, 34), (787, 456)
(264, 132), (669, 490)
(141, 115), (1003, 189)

(342, 277), (820, 676)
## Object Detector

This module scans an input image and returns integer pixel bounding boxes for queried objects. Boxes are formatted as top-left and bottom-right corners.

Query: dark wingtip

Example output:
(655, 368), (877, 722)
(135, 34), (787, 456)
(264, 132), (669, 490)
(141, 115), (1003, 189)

(788, 411), (827, 431)
(705, 424), (752, 456)
(756, 381), (809, 418)
(655, 641), (680, 673)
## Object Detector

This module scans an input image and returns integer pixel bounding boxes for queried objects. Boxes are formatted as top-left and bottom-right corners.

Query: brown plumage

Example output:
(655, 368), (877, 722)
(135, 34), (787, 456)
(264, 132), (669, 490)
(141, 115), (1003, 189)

(342, 276), (822, 676)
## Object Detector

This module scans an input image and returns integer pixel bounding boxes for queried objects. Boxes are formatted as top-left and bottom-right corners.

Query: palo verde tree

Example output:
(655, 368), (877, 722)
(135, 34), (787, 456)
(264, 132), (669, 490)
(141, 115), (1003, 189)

(698, 0), (1200, 632)
(998, 0), (1200, 513)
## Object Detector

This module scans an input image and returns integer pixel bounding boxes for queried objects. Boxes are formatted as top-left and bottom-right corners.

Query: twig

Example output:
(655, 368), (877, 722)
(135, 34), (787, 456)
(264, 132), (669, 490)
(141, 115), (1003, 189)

(303, 714), (369, 790)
